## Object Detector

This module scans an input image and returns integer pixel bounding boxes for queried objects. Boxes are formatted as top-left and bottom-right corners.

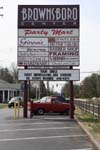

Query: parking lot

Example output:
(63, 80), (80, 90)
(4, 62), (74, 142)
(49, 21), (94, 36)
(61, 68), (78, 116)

(0, 108), (97, 150)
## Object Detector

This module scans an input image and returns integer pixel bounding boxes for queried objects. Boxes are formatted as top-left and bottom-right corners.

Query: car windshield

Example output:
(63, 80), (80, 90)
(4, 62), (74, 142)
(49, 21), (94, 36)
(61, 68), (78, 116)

(39, 96), (50, 103)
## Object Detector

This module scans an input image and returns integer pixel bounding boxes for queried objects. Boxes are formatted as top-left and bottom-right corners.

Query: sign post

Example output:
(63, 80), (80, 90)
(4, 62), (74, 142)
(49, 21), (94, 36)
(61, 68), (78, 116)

(70, 66), (74, 119)
(18, 5), (80, 119)
(23, 66), (28, 118)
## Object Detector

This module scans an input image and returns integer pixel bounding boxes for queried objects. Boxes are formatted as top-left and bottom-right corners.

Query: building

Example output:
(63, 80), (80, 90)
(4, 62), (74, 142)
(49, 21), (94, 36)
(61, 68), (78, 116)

(0, 79), (21, 103)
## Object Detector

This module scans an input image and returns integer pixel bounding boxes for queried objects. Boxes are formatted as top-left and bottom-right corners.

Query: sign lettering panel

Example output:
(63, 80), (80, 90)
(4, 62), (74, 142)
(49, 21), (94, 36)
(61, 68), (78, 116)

(18, 28), (79, 66)
(18, 5), (79, 28)
(18, 69), (80, 81)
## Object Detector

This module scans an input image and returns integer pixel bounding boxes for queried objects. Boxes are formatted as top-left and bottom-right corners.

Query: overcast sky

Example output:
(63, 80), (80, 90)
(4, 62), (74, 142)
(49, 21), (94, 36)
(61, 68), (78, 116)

(0, 0), (100, 92)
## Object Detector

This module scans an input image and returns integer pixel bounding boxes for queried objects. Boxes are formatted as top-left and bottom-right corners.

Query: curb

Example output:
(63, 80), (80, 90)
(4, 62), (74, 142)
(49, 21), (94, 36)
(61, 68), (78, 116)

(75, 117), (100, 150)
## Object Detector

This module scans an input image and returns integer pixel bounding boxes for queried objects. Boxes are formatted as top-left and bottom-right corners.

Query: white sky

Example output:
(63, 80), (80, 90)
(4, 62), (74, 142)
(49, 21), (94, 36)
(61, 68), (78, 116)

(0, 0), (100, 92)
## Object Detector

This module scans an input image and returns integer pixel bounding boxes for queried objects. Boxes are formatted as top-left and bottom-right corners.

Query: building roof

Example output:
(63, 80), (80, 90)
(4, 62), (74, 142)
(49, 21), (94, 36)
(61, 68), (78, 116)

(0, 79), (21, 90)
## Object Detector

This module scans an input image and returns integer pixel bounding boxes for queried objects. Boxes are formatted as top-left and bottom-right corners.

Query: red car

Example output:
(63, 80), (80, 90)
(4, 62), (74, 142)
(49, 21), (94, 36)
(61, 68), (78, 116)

(30, 96), (71, 116)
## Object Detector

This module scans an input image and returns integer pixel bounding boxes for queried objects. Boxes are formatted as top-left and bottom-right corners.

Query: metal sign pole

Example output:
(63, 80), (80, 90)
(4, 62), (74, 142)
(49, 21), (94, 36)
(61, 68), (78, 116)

(70, 66), (74, 119)
(23, 66), (28, 118)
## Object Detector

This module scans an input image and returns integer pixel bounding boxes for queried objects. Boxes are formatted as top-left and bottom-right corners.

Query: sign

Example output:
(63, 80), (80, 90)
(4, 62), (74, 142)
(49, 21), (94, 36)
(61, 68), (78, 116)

(18, 28), (79, 37)
(18, 37), (48, 47)
(18, 29), (79, 66)
(18, 69), (80, 81)
(18, 5), (80, 67)
(18, 5), (79, 28)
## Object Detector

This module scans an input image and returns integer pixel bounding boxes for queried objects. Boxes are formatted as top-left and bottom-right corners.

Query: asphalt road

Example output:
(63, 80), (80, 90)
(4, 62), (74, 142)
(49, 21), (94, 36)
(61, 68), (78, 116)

(0, 108), (97, 150)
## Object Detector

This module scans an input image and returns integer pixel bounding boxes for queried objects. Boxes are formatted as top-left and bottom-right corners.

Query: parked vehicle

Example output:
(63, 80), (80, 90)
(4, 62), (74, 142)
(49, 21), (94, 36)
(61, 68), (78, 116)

(34, 96), (70, 103)
(8, 96), (23, 108)
(31, 96), (72, 116)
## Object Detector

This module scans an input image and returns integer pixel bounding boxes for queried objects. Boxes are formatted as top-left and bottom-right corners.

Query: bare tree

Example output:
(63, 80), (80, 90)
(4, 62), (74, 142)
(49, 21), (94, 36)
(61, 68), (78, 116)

(10, 63), (18, 83)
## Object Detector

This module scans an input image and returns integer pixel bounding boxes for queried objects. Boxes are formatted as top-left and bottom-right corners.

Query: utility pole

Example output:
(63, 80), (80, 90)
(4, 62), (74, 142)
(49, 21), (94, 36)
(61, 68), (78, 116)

(96, 70), (100, 99)
(39, 81), (40, 99)
(36, 86), (37, 100)
(47, 81), (49, 96)
(0, 6), (4, 17)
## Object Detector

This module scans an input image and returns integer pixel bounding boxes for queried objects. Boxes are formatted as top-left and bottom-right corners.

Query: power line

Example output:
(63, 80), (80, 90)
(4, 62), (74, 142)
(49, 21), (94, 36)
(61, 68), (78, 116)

(80, 71), (97, 74)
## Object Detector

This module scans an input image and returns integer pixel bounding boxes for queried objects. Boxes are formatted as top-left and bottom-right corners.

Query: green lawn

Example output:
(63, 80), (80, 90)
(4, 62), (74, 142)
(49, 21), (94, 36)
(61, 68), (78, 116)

(75, 107), (100, 142)
(0, 103), (8, 109)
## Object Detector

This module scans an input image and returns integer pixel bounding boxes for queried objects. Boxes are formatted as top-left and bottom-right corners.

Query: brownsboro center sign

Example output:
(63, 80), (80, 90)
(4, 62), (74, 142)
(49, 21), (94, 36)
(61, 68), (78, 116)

(17, 5), (80, 67)
(17, 5), (80, 119)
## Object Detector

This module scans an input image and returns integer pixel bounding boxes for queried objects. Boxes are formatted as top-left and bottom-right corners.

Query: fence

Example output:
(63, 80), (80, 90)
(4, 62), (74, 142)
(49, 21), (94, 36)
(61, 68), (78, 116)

(75, 100), (100, 119)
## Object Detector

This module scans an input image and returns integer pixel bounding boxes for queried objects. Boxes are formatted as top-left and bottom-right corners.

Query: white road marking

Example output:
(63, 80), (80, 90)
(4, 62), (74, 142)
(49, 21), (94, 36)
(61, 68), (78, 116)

(44, 117), (69, 120)
(0, 121), (64, 126)
(70, 148), (93, 150)
(0, 126), (78, 132)
(1, 117), (69, 122)
(2, 118), (47, 122)
(0, 135), (87, 142)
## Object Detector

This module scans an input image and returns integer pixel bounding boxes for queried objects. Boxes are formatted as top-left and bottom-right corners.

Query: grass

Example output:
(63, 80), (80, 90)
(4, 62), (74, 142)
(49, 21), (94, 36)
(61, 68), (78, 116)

(75, 107), (100, 142)
(0, 103), (8, 109)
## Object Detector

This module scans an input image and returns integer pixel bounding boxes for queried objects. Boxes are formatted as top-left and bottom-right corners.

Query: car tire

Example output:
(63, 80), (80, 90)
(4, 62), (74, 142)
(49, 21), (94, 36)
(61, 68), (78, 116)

(37, 108), (45, 115)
